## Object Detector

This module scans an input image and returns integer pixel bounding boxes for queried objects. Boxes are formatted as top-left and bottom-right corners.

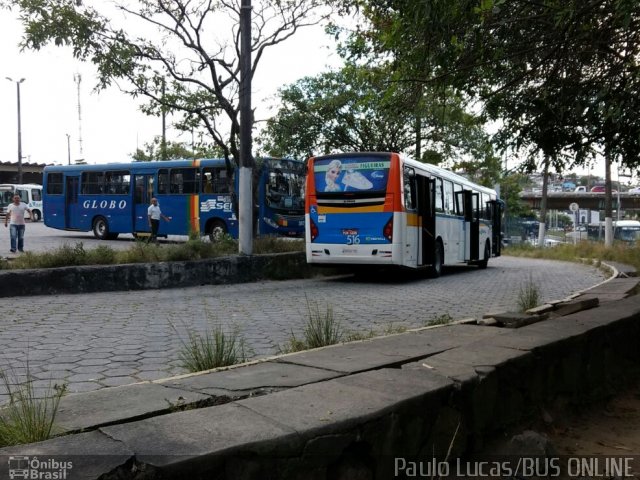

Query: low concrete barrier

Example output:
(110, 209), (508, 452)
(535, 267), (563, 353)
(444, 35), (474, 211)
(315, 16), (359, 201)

(1, 276), (639, 480)
(0, 252), (313, 297)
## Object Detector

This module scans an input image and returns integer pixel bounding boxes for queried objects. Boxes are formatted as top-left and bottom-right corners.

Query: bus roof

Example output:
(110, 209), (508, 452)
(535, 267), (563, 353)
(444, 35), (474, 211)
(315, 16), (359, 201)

(0, 183), (42, 189)
(43, 157), (304, 172)
(402, 154), (497, 196)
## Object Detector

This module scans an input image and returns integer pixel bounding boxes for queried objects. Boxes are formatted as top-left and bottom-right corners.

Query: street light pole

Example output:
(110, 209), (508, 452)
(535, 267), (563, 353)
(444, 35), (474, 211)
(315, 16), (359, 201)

(66, 134), (71, 165)
(6, 77), (25, 184)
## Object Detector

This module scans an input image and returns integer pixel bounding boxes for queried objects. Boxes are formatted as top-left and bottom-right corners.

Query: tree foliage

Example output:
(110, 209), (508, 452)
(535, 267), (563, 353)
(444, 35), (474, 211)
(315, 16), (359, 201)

(260, 63), (501, 185)
(330, 0), (640, 172)
(131, 138), (223, 162)
(8, 0), (329, 169)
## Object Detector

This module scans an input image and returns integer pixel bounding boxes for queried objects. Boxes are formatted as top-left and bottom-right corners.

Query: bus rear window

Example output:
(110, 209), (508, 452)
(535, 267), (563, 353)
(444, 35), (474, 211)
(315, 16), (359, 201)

(313, 156), (390, 194)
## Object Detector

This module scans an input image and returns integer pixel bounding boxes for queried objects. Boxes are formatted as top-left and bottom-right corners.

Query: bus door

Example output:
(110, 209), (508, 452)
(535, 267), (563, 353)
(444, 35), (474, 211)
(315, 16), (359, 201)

(488, 200), (502, 256)
(417, 175), (436, 267)
(464, 190), (480, 261)
(65, 176), (80, 229)
(133, 174), (154, 235)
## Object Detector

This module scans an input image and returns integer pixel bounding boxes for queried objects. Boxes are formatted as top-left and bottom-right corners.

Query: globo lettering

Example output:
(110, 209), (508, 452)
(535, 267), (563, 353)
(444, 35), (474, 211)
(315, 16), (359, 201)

(82, 200), (127, 209)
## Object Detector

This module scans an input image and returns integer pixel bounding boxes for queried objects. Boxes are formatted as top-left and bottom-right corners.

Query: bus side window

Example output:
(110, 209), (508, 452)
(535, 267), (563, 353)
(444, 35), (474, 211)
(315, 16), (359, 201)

(472, 191), (479, 218)
(403, 167), (416, 210)
(47, 173), (64, 195)
(170, 168), (199, 194)
(158, 169), (169, 195)
(31, 189), (42, 202)
(435, 177), (444, 213)
(215, 168), (230, 193)
(484, 195), (493, 221)
(104, 171), (130, 195)
(443, 180), (454, 214)
(202, 167), (229, 194)
(454, 184), (464, 216)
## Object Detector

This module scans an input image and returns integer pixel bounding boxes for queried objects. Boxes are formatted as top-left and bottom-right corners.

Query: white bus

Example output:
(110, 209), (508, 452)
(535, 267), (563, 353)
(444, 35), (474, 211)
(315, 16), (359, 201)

(0, 183), (43, 221)
(587, 220), (640, 243)
(305, 152), (503, 276)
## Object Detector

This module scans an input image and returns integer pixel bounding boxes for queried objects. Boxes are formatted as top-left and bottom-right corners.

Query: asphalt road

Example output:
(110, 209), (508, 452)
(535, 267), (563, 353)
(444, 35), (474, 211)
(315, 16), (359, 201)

(0, 222), (608, 403)
(1, 220), (190, 255)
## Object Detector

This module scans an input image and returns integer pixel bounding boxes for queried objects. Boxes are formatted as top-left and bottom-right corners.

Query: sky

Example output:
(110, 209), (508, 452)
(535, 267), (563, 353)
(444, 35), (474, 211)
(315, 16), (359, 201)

(0, 6), (632, 186)
(0, 6), (342, 167)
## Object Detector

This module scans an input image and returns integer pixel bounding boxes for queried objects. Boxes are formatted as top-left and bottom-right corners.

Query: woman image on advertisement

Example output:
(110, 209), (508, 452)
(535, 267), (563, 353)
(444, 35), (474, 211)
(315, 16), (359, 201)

(324, 159), (342, 192)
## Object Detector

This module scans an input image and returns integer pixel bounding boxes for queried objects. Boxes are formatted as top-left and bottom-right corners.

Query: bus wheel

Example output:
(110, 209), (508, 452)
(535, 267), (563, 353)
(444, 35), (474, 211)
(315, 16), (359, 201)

(93, 216), (110, 240)
(31, 210), (42, 222)
(429, 240), (444, 278)
(208, 220), (227, 242)
(478, 242), (490, 269)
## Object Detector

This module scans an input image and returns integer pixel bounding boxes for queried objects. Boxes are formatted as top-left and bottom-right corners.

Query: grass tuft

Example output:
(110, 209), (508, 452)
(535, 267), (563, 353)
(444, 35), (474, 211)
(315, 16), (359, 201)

(173, 324), (247, 373)
(517, 274), (540, 312)
(0, 367), (67, 447)
(278, 296), (343, 353)
(425, 313), (454, 326)
(303, 298), (343, 349)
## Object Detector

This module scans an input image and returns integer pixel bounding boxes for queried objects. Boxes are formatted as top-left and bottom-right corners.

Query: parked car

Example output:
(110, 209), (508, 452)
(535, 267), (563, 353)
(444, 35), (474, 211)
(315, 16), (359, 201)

(628, 187), (640, 194)
(574, 186), (587, 192)
(590, 185), (617, 193)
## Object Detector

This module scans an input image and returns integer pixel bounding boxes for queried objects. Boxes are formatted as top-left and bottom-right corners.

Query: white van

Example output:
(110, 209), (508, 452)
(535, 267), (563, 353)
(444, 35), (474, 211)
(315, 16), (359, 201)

(574, 186), (587, 192)
(0, 183), (43, 221)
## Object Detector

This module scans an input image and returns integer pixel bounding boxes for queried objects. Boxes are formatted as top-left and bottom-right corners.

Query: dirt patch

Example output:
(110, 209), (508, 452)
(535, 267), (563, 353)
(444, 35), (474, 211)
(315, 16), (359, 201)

(544, 382), (640, 456)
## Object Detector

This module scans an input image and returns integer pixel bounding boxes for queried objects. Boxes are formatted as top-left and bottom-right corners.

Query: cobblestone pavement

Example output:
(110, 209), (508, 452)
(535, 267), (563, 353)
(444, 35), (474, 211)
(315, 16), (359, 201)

(0, 255), (607, 403)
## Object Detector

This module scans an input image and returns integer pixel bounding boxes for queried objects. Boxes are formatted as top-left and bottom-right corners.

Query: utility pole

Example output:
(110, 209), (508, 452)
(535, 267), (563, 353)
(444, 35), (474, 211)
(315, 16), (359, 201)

(6, 77), (25, 184)
(238, 0), (253, 255)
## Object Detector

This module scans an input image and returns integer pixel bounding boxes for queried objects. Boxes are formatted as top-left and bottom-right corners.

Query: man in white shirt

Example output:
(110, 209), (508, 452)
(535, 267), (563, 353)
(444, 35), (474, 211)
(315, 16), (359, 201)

(4, 194), (32, 253)
(147, 197), (171, 243)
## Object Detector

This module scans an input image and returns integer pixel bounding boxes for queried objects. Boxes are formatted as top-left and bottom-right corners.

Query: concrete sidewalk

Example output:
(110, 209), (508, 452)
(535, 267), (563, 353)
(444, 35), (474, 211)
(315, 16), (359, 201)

(1, 271), (638, 480)
(0, 256), (608, 402)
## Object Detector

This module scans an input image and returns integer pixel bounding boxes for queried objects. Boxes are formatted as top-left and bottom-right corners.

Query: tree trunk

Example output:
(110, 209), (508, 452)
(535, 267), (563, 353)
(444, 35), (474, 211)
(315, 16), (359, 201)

(604, 154), (613, 247)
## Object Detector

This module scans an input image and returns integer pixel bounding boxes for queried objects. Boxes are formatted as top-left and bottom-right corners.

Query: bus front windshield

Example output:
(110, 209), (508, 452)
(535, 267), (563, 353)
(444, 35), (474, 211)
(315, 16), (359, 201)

(617, 227), (640, 242)
(265, 163), (305, 211)
(313, 155), (390, 195)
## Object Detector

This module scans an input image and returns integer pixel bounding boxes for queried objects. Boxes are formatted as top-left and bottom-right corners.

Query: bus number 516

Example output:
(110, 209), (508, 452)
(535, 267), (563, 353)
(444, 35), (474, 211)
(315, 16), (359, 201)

(342, 229), (360, 245)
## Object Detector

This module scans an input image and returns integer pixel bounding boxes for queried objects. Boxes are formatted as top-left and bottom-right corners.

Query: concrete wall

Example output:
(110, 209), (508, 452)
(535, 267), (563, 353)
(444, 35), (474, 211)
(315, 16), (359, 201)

(0, 252), (314, 297)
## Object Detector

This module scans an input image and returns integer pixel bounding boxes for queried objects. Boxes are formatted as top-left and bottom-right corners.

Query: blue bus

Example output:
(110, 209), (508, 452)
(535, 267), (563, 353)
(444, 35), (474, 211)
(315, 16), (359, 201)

(43, 158), (306, 240)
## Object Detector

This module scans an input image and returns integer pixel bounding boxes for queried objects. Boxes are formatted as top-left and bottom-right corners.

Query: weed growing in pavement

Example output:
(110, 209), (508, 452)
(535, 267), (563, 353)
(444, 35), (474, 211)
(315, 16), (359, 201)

(0, 366), (67, 447)
(343, 329), (377, 343)
(425, 313), (454, 326)
(517, 274), (540, 312)
(1, 236), (303, 270)
(172, 323), (247, 373)
(278, 297), (344, 353)
(303, 298), (343, 349)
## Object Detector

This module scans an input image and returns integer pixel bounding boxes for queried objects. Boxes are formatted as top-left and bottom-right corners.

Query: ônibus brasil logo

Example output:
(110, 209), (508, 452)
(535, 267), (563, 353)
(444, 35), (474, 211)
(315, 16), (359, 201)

(8, 456), (73, 479)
